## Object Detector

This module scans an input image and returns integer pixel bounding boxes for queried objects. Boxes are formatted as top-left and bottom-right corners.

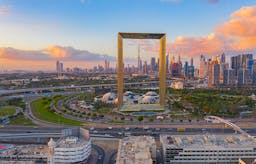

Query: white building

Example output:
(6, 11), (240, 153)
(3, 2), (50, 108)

(160, 134), (256, 164)
(170, 81), (184, 89)
(116, 136), (156, 164)
(48, 128), (91, 164)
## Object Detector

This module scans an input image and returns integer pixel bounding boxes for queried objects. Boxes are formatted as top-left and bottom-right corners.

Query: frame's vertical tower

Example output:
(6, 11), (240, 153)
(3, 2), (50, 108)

(159, 34), (166, 107)
(117, 33), (124, 109)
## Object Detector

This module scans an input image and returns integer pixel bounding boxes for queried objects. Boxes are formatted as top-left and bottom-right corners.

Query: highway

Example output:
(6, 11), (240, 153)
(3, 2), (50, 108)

(0, 80), (172, 96)
(0, 126), (255, 138)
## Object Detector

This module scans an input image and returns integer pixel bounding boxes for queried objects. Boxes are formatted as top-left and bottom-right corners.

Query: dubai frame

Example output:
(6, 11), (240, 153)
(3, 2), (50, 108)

(117, 32), (166, 111)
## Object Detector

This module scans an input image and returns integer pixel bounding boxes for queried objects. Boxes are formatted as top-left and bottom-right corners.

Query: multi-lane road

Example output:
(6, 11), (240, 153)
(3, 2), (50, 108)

(0, 80), (172, 96)
(0, 126), (255, 137)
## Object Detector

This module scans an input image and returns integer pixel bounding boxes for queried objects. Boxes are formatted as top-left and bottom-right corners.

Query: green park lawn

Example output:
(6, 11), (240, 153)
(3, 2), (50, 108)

(31, 98), (83, 126)
(9, 115), (37, 126)
(0, 106), (16, 116)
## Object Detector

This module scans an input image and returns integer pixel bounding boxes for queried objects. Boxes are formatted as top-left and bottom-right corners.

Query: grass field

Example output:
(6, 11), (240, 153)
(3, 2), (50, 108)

(9, 115), (37, 126)
(0, 106), (16, 116)
(31, 98), (83, 126)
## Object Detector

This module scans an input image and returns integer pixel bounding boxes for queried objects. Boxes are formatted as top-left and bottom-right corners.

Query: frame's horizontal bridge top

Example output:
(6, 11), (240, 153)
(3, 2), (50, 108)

(119, 32), (165, 39)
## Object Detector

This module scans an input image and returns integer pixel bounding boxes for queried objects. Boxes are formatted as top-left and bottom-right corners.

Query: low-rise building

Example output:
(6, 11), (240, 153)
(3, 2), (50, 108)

(116, 136), (156, 164)
(48, 128), (91, 164)
(160, 134), (256, 164)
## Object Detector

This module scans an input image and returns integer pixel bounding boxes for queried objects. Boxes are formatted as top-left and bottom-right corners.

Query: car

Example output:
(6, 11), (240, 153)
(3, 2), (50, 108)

(90, 127), (94, 131)
(143, 126), (149, 130)
(108, 126), (112, 130)
(125, 127), (130, 130)
(93, 130), (98, 133)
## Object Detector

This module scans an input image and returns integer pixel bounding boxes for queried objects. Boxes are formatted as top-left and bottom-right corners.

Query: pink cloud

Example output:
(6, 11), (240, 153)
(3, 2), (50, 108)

(0, 6), (10, 15)
(141, 6), (256, 57)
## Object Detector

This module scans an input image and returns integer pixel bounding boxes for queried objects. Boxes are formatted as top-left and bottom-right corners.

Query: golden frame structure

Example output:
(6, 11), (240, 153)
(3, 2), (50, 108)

(117, 32), (166, 111)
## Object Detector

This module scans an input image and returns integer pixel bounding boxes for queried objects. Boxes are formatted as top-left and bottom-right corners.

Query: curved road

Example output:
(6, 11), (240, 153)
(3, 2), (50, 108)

(108, 150), (117, 164)
(92, 144), (105, 164)
(24, 99), (62, 127)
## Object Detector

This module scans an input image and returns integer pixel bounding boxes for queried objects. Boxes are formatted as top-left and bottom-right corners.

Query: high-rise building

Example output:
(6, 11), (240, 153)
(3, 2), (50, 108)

(184, 61), (189, 77)
(150, 57), (156, 72)
(104, 59), (110, 72)
(56, 61), (60, 72)
(208, 60), (220, 87)
(221, 52), (226, 63)
(187, 57), (195, 79)
(231, 54), (253, 76)
(188, 65), (194, 79)
(252, 60), (256, 84)
(166, 53), (169, 73)
(238, 69), (252, 86)
(143, 61), (148, 74)
(199, 55), (207, 78)
(190, 57), (193, 67)
(137, 45), (140, 71)
(223, 69), (236, 86)
(56, 60), (64, 78)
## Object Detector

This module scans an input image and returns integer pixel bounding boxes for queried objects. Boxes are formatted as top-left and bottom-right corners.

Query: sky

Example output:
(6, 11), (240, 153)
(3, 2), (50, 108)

(0, 0), (256, 71)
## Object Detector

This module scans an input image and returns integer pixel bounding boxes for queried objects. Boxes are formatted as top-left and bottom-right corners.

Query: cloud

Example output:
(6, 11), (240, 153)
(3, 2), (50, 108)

(0, 46), (116, 62)
(140, 6), (256, 57)
(46, 46), (70, 58)
(214, 6), (256, 50)
(0, 47), (49, 60)
(0, 6), (10, 15)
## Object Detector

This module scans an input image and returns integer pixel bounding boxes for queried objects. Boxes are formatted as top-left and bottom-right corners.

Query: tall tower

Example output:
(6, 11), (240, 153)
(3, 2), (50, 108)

(199, 55), (206, 78)
(190, 57), (193, 66)
(166, 53), (169, 73)
(137, 45), (141, 72)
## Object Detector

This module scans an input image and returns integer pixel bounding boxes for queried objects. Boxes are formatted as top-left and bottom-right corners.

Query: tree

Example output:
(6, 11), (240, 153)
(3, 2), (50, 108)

(137, 116), (144, 122)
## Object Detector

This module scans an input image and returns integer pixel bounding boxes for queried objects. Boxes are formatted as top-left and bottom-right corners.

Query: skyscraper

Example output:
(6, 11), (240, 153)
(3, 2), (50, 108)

(150, 57), (156, 72)
(104, 59), (110, 72)
(208, 60), (220, 87)
(221, 53), (226, 63)
(166, 53), (169, 73)
(184, 61), (189, 77)
(137, 45), (142, 73)
(199, 55), (207, 78)
(56, 60), (64, 78)
(143, 61), (148, 74)
(231, 54), (253, 76)
(223, 69), (236, 86)
(238, 69), (252, 86)
(190, 57), (193, 67)
(56, 61), (60, 73)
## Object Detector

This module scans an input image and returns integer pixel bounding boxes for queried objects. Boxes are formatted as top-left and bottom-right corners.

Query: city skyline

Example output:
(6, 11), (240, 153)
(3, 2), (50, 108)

(0, 1), (256, 70)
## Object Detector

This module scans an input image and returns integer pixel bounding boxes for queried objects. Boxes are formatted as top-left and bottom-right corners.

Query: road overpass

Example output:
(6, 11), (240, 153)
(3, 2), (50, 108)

(0, 80), (172, 96)
(205, 116), (253, 138)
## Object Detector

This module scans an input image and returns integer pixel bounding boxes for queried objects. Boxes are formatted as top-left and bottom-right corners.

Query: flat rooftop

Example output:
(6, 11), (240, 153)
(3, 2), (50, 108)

(56, 137), (89, 149)
(160, 134), (256, 150)
(117, 136), (155, 164)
